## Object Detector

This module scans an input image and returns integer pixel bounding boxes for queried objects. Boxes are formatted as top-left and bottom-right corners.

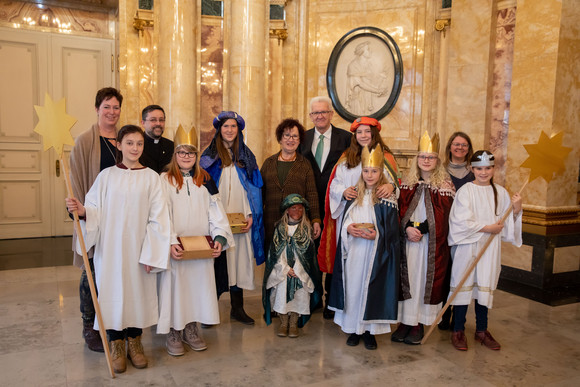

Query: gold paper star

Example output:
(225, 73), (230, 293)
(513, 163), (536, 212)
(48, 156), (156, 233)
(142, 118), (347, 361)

(520, 131), (572, 183)
(33, 93), (77, 157)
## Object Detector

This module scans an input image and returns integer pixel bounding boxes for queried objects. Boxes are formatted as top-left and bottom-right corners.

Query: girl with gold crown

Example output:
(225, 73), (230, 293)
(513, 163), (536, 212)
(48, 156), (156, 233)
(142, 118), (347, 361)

(157, 126), (234, 357)
(392, 131), (455, 345)
(328, 145), (400, 350)
(447, 150), (522, 351)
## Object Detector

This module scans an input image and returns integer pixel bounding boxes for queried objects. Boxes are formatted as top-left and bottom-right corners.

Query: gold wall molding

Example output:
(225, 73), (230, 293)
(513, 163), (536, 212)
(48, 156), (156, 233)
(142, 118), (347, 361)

(270, 28), (288, 43)
(522, 204), (580, 235)
(133, 9), (153, 31)
(435, 19), (450, 32)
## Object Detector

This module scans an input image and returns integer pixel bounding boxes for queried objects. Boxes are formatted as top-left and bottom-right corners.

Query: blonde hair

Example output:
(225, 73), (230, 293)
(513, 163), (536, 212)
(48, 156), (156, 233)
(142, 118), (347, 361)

(277, 207), (312, 237)
(355, 168), (388, 206)
(402, 154), (451, 188)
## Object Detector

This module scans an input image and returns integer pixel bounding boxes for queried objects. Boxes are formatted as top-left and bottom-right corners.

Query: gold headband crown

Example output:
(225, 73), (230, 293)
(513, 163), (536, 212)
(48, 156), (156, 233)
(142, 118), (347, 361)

(174, 124), (199, 149)
(418, 131), (440, 153)
(361, 145), (384, 169)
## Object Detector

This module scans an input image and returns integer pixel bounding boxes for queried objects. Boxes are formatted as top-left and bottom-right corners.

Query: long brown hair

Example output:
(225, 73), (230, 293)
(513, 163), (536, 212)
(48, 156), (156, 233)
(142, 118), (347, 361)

(471, 150), (498, 215)
(345, 126), (392, 169)
(215, 129), (241, 168)
(165, 145), (209, 189)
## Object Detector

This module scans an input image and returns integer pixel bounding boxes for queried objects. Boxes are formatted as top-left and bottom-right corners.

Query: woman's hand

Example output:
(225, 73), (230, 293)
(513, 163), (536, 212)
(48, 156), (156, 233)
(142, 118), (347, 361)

(347, 223), (375, 239)
(144, 265), (152, 273)
(288, 268), (297, 278)
(406, 226), (422, 242)
(65, 197), (86, 217)
(170, 244), (184, 260)
(360, 228), (376, 240)
(512, 193), (522, 214)
(376, 183), (394, 199)
(241, 215), (252, 233)
(212, 241), (223, 258)
(313, 222), (321, 239)
(343, 186), (358, 201)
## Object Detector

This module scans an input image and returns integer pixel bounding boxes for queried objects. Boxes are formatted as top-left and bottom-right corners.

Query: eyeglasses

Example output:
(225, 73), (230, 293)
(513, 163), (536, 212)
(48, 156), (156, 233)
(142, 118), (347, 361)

(283, 133), (300, 140)
(176, 151), (196, 158)
(418, 155), (438, 161)
(146, 118), (166, 123)
(309, 111), (332, 117)
(451, 142), (469, 148)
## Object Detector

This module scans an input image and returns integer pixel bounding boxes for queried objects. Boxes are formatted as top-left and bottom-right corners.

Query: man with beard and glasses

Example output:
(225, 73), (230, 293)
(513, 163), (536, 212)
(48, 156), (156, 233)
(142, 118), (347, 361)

(140, 105), (174, 173)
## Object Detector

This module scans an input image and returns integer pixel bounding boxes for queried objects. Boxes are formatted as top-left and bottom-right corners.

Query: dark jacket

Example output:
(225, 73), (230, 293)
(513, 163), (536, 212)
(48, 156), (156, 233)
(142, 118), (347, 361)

(140, 134), (174, 173)
(299, 125), (351, 222)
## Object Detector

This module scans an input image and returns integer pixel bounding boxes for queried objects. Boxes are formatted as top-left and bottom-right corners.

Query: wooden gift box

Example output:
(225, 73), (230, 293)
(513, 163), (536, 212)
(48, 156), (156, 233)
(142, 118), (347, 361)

(177, 236), (215, 259)
(227, 213), (247, 234)
(354, 223), (375, 231)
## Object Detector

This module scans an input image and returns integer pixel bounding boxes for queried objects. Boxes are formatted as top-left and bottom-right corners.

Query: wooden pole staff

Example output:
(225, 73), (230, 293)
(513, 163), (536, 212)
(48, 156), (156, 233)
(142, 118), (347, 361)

(421, 179), (528, 345)
(61, 157), (115, 378)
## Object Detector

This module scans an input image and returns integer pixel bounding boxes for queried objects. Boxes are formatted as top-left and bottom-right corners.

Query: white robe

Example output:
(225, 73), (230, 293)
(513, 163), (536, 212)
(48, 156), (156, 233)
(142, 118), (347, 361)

(448, 182), (522, 308)
(397, 190), (441, 326)
(329, 161), (398, 241)
(332, 190), (396, 335)
(218, 165), (255, 289)
(79, 166), (170, 331)
(265, 224), (315, 315)
(156, 174), (234, 333)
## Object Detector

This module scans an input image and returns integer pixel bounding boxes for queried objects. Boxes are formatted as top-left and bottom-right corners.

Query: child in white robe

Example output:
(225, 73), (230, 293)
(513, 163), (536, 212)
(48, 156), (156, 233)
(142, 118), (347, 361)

(329, 146), (400, 350)
(157, 128), (234, 356)
(448, 150), (522, 351)
(262, 194), (322, 338)
(65, 125), (171, 373)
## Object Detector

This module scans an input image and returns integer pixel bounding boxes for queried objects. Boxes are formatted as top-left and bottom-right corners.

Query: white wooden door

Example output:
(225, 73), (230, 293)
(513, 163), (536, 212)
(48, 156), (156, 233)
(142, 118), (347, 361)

(0, 27), (114, 239)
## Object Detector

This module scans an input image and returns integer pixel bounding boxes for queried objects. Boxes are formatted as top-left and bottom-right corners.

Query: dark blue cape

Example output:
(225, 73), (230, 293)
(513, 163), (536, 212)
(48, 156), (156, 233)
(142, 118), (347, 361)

(200, 152), (265, 266)
(329, 199), (400, 321)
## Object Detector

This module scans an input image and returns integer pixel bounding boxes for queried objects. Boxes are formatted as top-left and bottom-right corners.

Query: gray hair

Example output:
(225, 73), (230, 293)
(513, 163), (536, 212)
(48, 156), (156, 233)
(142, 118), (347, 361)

(309, 96), (333, 113)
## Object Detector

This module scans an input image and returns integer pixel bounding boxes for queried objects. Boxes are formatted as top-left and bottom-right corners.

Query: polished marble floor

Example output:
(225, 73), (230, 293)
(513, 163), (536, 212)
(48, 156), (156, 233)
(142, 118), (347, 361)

(0, 263), (579, 387)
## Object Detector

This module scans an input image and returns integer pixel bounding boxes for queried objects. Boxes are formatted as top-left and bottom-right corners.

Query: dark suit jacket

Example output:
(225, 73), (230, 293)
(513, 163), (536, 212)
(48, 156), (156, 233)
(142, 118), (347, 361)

(140, 134), (174, 173)
(299, 125), (351, 222)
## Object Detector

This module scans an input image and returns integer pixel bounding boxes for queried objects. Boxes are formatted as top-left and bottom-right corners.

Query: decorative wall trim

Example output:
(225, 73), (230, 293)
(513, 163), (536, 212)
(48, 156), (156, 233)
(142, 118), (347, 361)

(522, 204), (580, 235)
(133, 9), (153, 31)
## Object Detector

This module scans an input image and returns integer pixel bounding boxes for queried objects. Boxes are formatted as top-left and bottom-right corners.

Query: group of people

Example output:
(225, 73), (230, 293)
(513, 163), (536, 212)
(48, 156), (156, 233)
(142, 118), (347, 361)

(66, 88), (523, 374)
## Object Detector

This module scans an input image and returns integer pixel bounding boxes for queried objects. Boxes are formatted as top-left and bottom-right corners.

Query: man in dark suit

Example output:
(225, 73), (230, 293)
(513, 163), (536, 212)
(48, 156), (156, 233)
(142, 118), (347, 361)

(299, 96), (351, 319)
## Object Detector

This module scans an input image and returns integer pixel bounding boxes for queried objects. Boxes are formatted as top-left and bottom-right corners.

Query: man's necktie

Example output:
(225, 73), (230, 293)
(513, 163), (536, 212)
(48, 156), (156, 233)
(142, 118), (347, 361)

(315, 134), (324, 169)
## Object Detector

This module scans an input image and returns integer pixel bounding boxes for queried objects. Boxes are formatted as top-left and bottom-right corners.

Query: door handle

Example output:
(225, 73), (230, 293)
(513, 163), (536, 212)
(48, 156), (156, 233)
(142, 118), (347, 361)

(56, 160), (60, 177)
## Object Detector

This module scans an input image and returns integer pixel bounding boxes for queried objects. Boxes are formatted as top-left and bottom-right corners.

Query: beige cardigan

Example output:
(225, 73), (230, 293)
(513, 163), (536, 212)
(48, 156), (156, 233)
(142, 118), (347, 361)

(69, 123), (117, 268)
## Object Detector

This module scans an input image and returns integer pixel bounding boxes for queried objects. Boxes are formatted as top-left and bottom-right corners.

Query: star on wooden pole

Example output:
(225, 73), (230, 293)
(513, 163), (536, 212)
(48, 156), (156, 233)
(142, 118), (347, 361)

(520, 131), (572, 183)
(32, 94), (115, 378)
(33, 93), (77, 157)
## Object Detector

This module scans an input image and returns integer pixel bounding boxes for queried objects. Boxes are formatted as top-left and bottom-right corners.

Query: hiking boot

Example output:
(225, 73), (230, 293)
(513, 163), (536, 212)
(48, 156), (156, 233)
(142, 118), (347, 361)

(110, 339), (126, 373)
(404, 324), (424, 345)
(475, 330), (501, 350)
(83, 323), (104, 352)
(278, 313), (289, 337)
(166, 328), (185, 356)
(391, 323), (411, 343)
(288, 312), (299, 338)
(451, 330), (468, 351)
(183, 322), (207, 351)
(127, 336), (148, 369)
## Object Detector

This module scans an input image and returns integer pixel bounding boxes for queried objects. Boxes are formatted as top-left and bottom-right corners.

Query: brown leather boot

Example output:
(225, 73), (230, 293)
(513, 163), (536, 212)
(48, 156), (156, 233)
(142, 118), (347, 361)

(110, 339), (126, 373)
(475, 330), (501, 350)
(288, 312), (299, 338)
(451, 330), (468, 351)
(277, 313), (289, 337)
(127, 336), (148, 369)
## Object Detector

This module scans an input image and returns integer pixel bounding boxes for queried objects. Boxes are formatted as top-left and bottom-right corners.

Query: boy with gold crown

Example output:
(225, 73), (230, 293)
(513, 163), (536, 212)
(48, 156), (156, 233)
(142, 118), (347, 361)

(328, 145), (400, 350)
(392, 131), (455, 345)
(157, 125), (234, 356)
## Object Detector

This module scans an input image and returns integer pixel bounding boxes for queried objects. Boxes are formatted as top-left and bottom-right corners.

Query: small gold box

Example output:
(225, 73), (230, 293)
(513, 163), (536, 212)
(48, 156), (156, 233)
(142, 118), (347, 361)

(354, 223), (375, 232)
(177, 236), (215, 260)
(227, 213), (248, 234)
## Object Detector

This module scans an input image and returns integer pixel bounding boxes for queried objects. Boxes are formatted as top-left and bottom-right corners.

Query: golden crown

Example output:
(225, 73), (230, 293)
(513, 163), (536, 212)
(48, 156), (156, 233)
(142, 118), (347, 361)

(361, 145), (384, 168)
(418, 131), (440, 153)
(174, 124), (199, 149)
